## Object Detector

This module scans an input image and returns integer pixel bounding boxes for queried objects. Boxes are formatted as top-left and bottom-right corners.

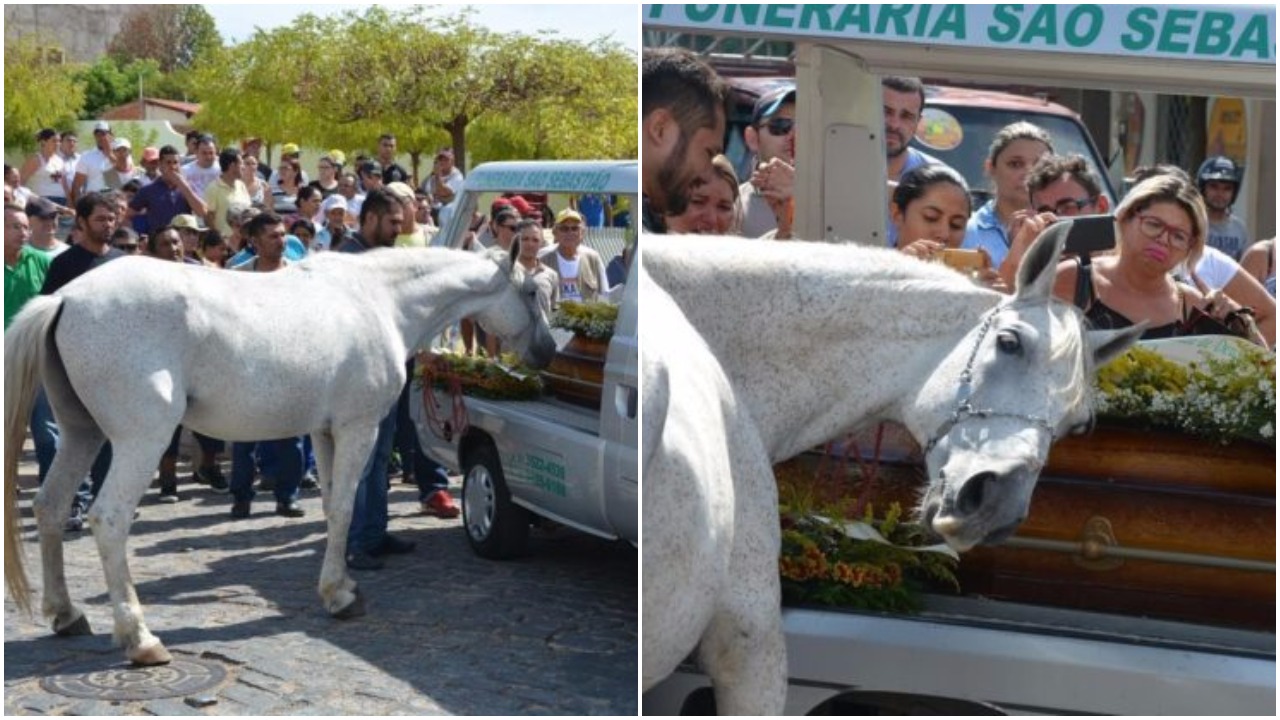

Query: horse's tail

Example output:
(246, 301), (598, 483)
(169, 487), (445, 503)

(5, 294), (62, 614)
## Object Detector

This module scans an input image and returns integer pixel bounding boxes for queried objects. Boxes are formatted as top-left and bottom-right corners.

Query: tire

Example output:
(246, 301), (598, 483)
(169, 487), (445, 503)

(461, 444), (530, 559)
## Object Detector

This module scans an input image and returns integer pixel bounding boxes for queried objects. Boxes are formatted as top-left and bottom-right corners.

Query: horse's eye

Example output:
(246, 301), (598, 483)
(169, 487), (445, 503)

(996, 330), (1022, 355)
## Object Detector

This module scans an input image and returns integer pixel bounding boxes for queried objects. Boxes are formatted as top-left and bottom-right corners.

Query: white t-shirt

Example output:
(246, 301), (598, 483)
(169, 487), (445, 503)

(182, 161), (221, 198)
(557, 254), (583, 301)
(1192, 245), (1240, 290)
(75, 149), (112, 194)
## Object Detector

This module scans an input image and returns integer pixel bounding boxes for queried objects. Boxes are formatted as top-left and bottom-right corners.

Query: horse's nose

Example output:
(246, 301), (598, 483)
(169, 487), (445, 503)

(955, 471), (998, 517)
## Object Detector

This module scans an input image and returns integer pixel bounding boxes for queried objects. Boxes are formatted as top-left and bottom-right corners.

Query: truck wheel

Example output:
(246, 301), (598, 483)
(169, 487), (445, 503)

(462, 445), (530, 559)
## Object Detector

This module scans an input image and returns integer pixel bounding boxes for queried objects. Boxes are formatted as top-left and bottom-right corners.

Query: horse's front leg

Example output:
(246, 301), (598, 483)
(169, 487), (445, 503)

(33, 424), (104, 637)
(316, 423), (378, 619)
(89, 436), (175, 665)
(701, 442), (787, 715)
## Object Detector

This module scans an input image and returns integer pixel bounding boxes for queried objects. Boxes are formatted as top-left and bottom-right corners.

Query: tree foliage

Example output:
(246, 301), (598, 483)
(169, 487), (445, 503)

(74, 57), (163, 119)
(187, 6), (636, 179)
(3, 35), (86, 150)
(107, 5), (222, 75)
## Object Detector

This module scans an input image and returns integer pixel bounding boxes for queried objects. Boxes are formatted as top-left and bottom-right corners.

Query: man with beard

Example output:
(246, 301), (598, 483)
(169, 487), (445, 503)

(882, 76), (951, 248)
(1196, 156), (1250, 261)
(739, 84), (796, 238)
(641, 48), (729, 234)
(337, 190), (421, 569)
(129, 145), (210, 236)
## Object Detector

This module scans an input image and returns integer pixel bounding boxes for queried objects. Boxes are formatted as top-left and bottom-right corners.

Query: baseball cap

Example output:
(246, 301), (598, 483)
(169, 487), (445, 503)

(326, 149), (346, 166)
(25, 197), (60, 220)
(111, 138), (132, 151)
(171, 214), (203, 231)
(142, 147), (160, 162)
(281, 142), (300, 156)
(322, 195), (348, 214)
(384, 181), (415, 203)
(490, 197), (513, 215)
(555, 208), (584, 226)
(93, 121), (112, 134)
(751, 83), (797, 126)
(508, 196), (535, 217)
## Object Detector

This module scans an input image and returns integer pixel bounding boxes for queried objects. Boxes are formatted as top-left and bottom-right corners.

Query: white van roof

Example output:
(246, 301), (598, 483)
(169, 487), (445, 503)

(463, 160), (637, 195)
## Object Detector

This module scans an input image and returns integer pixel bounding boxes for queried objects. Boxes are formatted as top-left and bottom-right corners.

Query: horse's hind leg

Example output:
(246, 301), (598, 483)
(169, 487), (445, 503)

(33, 424), (105, 637)
(88, 435), (176, 666)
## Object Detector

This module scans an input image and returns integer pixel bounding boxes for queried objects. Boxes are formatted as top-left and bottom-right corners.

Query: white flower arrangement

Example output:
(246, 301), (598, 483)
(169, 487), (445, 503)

(1094, 343), (1276, 445)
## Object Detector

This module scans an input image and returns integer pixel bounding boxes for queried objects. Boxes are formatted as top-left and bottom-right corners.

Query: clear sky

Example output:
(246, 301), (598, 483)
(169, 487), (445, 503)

(204, 2), (639, 52)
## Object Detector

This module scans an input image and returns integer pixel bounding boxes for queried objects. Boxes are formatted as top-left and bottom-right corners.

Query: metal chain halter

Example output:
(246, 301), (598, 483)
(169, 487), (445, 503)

(923, 306), (1059, 454)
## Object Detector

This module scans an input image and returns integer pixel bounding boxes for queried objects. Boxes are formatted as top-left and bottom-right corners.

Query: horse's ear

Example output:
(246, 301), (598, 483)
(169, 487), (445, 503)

(1015, 221), (1070, 301)
(1087, 324), (1145, 368)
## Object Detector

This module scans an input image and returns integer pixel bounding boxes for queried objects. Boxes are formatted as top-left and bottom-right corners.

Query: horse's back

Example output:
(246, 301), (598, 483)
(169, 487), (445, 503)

(51, 257), (404, 441)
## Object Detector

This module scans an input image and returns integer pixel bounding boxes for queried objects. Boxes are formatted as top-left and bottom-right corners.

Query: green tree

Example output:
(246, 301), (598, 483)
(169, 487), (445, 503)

(74, 57), (164, 118)
(107, 5), (222, 75)
(3, 35), (86, 150)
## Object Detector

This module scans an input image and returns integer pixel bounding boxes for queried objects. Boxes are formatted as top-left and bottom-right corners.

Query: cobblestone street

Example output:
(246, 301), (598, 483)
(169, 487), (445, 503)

(4, 440), (638, 715)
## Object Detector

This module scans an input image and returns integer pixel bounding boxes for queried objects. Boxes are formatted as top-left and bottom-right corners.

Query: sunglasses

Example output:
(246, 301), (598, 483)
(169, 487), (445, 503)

(761, 117), (795, 136)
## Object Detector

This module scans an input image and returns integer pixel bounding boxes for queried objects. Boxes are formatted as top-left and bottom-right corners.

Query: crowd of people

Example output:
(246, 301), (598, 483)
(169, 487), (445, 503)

(641, 48), (1275, 350)
(6, 121), (637, 569)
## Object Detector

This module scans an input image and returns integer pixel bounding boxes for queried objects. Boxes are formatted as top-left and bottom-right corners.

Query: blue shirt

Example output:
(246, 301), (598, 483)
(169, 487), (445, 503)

(129, 179), (192, 235)
(577, 194), (606, 227)
(886, 147), (943, 248)
(961, 200), (1010, 267)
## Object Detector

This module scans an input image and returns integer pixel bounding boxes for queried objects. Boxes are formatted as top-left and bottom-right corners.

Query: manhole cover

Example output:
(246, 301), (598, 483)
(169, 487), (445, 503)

(40, 655), (228, 701)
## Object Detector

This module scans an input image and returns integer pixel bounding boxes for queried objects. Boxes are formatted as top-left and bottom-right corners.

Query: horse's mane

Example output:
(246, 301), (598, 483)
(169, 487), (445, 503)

(295, 247), (511, 291)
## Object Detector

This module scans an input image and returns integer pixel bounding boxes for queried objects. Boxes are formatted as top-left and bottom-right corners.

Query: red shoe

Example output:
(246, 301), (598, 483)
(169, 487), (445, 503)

(421, 490), (461, 519)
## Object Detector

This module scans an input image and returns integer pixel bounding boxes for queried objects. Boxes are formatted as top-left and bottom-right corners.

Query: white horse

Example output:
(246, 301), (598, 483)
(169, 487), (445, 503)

(641, 228), (1142, 714)
(5, 248), (556, 666)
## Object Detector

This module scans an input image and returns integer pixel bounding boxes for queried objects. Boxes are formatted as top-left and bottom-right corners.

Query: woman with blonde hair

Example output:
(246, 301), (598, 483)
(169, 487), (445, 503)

(1050, 173), (1266, 346)
(665, 154), (744, 236)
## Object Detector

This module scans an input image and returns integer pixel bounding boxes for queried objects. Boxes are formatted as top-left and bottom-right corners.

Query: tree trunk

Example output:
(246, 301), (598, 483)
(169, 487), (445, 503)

(449, 114), (468, 172)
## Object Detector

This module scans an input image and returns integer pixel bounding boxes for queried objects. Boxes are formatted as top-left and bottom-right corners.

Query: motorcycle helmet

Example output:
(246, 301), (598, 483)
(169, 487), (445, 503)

(1196, 155), (1242, 206)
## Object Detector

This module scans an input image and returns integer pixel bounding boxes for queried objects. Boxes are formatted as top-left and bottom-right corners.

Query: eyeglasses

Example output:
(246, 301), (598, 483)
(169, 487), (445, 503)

(1037, 197), (1096, 216)
(1135, 214), (1192, 250)
(761, 117), (795, 136)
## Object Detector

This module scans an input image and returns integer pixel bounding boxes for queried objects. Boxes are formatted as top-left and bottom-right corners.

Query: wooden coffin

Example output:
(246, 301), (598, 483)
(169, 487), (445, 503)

(542, 334), (607, 409)
(791, 424), (1276, 631)
(959, 426), (1275, 631)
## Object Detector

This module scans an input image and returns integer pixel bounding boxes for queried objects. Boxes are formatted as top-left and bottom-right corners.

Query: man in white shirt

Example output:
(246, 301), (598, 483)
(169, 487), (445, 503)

(69, 121), (115, 203)
(182, 134), (221, 198)
(537, 208), (609, 303)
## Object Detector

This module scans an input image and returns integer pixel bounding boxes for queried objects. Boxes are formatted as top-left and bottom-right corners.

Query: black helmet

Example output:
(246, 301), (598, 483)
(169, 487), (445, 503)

(1196, 155), (1242, 205)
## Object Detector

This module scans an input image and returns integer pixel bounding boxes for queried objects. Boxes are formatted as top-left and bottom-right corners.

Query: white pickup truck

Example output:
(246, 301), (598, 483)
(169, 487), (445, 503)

(415, 160), (638, 558)
(643, 5), (1275, 714)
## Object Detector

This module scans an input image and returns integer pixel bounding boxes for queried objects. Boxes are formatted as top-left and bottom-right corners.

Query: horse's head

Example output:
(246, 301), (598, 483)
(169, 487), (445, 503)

(912, 224), (1143, 551)
(475, 251), (557, 369)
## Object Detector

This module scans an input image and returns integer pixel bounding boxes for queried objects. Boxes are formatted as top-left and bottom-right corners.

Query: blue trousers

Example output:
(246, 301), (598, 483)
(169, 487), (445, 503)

(347, 409), (397, 555)
(395, 360), (450, 500)
(230, 438), (303, 504)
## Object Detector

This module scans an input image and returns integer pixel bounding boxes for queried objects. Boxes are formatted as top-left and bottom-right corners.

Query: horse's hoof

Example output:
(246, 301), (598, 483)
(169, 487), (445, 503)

(54, 614), (93, 637)
(332, 588), (366, 620)
(128, 640), (173, 667)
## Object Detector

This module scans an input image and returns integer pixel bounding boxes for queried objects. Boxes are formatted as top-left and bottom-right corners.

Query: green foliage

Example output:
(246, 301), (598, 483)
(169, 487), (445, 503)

(552, 301), (619, 340)
(187, 5), (635, 171)
(107, 5), (222, 75)
(1095, 344), (1276, 444)
(776, 462), (959, 614)
(3, 35), (86, 151)
(73, 57), (163, 118)
(415, 351), (544, 401)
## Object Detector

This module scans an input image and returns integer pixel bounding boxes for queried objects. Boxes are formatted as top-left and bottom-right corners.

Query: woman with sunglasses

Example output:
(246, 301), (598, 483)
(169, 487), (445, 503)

(1051, 174), (1265, 346)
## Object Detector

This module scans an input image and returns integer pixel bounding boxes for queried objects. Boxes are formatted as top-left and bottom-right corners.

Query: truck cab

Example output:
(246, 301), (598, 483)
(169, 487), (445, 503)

(417, 160), (638, 558)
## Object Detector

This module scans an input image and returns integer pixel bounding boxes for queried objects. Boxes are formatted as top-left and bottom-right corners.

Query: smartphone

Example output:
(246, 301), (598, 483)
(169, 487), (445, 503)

(1061, 214), (1116, 259)
(941, 248), (988, 271)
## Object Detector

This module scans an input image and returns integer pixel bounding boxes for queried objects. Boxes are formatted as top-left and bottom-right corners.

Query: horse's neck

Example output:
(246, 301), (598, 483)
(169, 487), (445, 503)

(647, 238), (1000, 461)
(356, 251), (502, 353)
